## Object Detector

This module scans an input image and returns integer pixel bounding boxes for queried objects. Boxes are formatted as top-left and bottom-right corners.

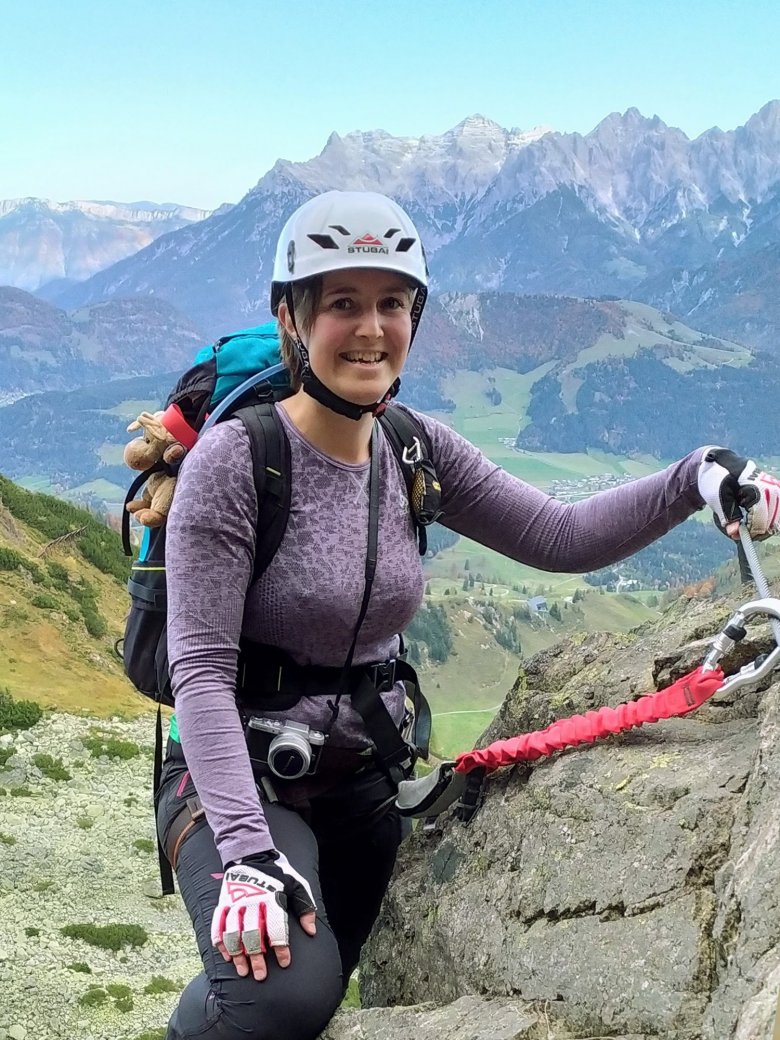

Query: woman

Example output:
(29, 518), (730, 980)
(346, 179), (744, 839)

(157, 190), (779, 1040)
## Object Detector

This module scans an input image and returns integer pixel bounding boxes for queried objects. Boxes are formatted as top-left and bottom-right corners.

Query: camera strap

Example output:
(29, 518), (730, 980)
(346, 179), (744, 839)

(323, 422), (381, 736)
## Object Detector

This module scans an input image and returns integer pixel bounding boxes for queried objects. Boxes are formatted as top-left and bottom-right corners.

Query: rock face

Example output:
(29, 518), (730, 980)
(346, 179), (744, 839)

(322, 996), (545, 1039)
(355, 584), (780, 1040)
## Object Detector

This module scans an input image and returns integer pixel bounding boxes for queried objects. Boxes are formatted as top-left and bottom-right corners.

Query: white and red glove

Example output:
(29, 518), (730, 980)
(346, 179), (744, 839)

(698, 448), (780, 540)
(211, 850), (316, 980)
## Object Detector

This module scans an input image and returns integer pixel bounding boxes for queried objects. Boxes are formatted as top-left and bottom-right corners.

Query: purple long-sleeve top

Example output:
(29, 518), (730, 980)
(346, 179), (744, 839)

(165, 401), (706, 864)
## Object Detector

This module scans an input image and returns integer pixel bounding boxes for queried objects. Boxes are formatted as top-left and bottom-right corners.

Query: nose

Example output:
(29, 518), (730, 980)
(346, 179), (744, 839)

(355, 304), (383, 340)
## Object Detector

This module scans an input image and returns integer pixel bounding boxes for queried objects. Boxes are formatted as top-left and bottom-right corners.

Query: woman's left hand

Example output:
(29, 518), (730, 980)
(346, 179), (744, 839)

(211, 851), (317, 982)
(698, 448), (780, 541)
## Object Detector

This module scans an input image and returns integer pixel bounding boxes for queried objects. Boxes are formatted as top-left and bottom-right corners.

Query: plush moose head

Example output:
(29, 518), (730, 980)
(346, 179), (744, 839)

(123, 411), (187, 527)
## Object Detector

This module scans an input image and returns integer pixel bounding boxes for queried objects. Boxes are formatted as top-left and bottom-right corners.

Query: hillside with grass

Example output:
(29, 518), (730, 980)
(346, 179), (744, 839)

(0, 475), (147, 716)
(413, 556), (661, 756)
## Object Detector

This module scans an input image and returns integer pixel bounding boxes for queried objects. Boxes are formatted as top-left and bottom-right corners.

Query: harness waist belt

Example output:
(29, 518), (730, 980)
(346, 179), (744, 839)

(237, 641), (402, 703)
(237, 641), (431, 779)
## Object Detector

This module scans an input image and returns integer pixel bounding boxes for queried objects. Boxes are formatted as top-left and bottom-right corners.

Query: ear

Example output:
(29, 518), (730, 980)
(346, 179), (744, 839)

(276, 299), (298, 341)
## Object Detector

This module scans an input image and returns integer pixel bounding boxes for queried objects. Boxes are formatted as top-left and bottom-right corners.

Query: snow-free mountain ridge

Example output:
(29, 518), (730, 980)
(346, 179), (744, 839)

(37, 101), (780, 346)
(0, 198), (212, 292)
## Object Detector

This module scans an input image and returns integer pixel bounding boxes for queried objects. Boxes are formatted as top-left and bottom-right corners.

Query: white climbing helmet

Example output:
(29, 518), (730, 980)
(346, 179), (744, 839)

(270, 190), (429, 315)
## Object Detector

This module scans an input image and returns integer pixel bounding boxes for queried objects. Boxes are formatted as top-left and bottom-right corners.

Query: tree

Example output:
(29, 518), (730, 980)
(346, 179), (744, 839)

(549, 602), (562, 622)
(425, 582), (431, 596)
(464, 559), (470, 571)
(462, 577), (469, 591)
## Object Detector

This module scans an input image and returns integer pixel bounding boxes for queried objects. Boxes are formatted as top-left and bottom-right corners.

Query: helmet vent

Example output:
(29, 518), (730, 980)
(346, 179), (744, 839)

(307, 234), (339, 250)
(395, 238), (416, 253)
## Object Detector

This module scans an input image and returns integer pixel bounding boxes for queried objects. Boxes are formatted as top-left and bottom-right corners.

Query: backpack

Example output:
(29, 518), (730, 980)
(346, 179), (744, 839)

(118, 324), (440, 890)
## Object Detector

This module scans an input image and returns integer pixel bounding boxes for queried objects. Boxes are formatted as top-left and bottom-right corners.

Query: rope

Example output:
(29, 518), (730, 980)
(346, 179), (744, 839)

(454, 666), (725, 774)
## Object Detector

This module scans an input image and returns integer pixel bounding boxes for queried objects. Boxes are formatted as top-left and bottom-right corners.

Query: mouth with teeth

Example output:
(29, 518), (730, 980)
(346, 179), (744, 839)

(341, 351), (388, 366)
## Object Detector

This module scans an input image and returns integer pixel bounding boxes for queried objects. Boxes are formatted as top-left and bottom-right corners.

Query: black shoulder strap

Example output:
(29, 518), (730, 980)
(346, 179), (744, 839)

(378, 405), (433, 471)
(378, 406), (439, 556)
(232, 402), (292, 583)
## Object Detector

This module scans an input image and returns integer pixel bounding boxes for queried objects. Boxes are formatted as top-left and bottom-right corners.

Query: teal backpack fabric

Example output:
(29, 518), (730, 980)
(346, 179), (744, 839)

(193, 322), (286, 404)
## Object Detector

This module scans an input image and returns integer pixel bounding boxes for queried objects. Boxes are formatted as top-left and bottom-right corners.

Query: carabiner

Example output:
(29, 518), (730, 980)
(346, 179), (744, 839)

(702, 596), (780, 695)
(402, 437), (424, 466)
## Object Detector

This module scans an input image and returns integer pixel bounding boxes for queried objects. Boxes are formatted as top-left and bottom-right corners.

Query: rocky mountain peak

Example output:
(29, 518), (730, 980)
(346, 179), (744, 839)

(740, 99), (780, 156)
(450, 113), (506, 136)
(0, 197), (211, 292)
(746, 98), (780, 131)
(588, 106), (676, 143)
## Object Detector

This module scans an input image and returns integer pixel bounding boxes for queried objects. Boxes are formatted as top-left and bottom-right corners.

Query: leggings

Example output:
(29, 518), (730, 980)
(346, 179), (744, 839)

(155, 740), (408, 1040)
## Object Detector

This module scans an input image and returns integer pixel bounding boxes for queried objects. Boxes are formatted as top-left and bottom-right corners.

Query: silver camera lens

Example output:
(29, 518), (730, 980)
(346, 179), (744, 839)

(267, 730), (312, 780)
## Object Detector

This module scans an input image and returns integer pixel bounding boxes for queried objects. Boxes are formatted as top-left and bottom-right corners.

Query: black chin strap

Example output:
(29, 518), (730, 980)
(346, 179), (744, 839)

(302, 370), (399, 420)
(284, 284), (403, 422)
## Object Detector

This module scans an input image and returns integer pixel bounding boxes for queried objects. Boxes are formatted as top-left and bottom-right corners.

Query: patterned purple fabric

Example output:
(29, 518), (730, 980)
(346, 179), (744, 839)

(166, 401), (706, 863)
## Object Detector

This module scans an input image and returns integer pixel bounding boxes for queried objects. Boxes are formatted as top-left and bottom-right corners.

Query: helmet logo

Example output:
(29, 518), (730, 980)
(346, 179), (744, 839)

(287, 240), (296, 273)
(349, 231), (389, 256)
(303, 226), (416, 257)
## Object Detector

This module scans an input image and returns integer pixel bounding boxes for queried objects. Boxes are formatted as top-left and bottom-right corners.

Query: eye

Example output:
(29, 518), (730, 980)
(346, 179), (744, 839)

(382, 296), (407, 310)
(329, 297), (353, 310)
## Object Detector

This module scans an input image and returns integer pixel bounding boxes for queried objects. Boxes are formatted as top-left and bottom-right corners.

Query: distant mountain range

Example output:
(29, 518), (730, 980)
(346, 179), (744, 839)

(1, 292), (772, 502)
(28, 101), (780, 350)
(0, 287), (203, 400)
(0, 198), (212, 292)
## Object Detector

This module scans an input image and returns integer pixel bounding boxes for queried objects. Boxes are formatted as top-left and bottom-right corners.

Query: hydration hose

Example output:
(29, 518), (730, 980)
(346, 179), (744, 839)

(396, 518), (780, 823)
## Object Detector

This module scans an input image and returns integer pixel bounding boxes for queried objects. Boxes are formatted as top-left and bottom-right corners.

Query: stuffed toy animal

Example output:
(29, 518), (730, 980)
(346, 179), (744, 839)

(123, 411), (187, 527)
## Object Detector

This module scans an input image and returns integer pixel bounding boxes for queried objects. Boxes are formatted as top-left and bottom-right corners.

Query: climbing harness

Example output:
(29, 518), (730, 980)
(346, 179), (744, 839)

(396, 518), (780, 824)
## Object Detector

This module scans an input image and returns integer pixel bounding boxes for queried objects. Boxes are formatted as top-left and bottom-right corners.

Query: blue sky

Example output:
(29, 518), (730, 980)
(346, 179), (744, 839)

(2, 0), (778, 209)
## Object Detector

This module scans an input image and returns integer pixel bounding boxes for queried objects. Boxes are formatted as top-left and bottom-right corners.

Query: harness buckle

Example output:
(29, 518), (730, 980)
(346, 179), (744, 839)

(369, 659), (397, 692)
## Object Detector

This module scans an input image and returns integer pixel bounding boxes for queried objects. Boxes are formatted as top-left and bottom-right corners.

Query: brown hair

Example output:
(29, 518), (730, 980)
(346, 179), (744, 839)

(277, 277), (323, 392)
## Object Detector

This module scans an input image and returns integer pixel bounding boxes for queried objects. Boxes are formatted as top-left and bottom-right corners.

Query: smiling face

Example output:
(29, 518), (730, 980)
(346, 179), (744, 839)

(279, 268), (416, 407)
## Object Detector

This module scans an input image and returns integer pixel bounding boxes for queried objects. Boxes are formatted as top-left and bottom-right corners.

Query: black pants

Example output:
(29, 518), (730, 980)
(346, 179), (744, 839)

(155, 740), (408, 1040)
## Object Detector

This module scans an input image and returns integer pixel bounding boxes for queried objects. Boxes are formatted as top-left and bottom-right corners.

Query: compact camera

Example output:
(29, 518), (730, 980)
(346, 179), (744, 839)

(246, 717), (327, 780)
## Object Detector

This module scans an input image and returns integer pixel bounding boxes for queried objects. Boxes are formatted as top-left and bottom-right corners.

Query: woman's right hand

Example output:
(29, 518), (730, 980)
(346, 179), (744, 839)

(211, 851), (317, 981)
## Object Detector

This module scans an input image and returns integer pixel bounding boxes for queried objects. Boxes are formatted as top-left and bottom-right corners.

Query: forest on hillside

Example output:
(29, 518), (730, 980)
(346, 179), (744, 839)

(585, 517), (734, 590)
(517, 349), (780, 458)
